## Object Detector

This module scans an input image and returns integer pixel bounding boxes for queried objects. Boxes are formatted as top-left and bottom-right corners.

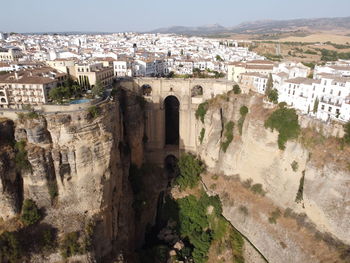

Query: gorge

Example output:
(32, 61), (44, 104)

(0, 79), (349, 263)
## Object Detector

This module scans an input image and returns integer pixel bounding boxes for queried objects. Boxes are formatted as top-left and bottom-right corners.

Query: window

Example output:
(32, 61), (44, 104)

(328, 107), (332, 112)
(338, 91), (341, 96)
(330, 89), (333, 95)
(321, 105), (325, 110)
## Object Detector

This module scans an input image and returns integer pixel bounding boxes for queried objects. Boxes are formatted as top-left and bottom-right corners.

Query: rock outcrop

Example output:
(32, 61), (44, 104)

(0, 96), (145, 262)
(196, 94), (350, 263)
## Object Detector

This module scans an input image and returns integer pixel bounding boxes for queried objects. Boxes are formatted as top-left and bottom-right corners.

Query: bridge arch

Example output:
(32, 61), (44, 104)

(164, 95), (180, 146)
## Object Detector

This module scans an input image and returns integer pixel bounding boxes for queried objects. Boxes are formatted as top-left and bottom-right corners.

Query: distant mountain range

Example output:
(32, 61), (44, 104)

(149, 16), (350, 35)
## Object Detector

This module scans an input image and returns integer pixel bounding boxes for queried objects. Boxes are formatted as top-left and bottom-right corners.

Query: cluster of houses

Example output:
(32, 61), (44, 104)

(230, 60), (350, 123)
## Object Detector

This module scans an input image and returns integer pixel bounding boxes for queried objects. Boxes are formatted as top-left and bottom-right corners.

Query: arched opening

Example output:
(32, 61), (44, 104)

(0, 98), (6, 103)
(164, 96), (179, 145)
(164, 155), (179, 178)
(142, 84), (152, 96)
(191, 85), (203, 97)
(0, 91), (5, 96)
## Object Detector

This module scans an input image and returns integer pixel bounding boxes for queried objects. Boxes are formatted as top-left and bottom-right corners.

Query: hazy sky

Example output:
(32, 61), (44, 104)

(1, 0), (350, 33)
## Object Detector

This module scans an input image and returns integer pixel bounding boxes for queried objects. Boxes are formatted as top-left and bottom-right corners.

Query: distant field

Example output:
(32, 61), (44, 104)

(278, 33), (350, 44)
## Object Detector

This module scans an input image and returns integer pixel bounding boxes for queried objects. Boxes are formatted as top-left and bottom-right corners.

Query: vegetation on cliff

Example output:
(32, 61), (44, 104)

(238, 106), (249, 135)
(20, 199), (41, 226)
(175, 153), (204, 191)
(199, 128), (205, 144)
(221, 121), (234, 152)
(14, 140), (31, 172)
(196, 102), (209, 123)
(264, 107), (300, 150)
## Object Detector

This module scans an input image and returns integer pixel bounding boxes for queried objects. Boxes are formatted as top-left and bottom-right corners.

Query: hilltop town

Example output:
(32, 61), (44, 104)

(0, 32), (349, 124)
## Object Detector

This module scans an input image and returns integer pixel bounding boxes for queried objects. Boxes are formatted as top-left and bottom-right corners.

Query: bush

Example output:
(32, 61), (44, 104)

(87, 106), (100, 119)
(21, 199), (41, 226)
(221, 121), (234, 152)
(239, 205), (249, 216)
(195, 102), (209, 123)
(291, 161), (299, 172)
(60, 232), (82, 259)
(199, 128), (205, 144)
(175, 154), (204, 191)
(239, 105), (248, 116)
(264, 108), (301, 150)
(232, 84), (241, 94)
(0, 231), (21, 263)
(268, 208), (281, 224)
(14, 140), (31, 172)
(250, 183), (266, 196)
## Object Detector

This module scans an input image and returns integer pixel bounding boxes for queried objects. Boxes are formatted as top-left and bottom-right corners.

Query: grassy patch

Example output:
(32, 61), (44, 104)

(221, 121), (234, 152)
(199, 128), (205, 144)
(250, 183), (266, 196)
(264, 107), (301, 150)
(195, 102), (209, 123)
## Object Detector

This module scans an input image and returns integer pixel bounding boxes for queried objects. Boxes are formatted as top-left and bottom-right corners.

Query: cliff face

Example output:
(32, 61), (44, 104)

(196, 94), (350, 263)
(0, 96), (145, 262)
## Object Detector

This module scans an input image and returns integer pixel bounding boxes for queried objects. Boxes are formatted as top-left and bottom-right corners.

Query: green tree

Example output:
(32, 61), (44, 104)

(215, 55), (223, 62)
(175, 154), (204, 191)
(265, 73), (273, 95)
(232, 84), (241, 94)
(267, 89), (279, 104)
(20, 199), (41, 226)
(265, 107), (301, 150)
(92, 81), (104, 97)
(313, 97), (319, 114)
(0, 231), (21, 263)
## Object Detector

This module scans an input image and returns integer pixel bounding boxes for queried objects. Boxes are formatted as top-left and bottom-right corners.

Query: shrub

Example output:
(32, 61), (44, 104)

(0, 231), (21, 263)
(295, 172), (305, 203)
(175, 154), (204, 191)
(264, 107), (301, 150)
(221, 121), (234, 152)
(291, 161), (299, 172)
(20, 199), (41, 226)
(239, 205), (249, 216)
(238, 106), (249, 135)
(232, 84), (241, 94)
(195, 102), (209, 123)
(268, 208), (281, 224)
(60, 232), (82, 259)
(14, 140), (31, 172)
(199, 128), (205, 144)
(87, 106), (100, 119)
(250, 184), (266, 196)
(278, 102), (287, 109)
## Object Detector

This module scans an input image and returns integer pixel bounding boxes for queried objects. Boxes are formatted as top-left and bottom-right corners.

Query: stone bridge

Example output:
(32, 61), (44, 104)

(119, 78), (236, 166)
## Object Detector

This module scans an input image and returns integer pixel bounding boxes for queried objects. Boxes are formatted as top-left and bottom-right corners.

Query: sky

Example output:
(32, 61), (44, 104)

(1, 0), (350, 33)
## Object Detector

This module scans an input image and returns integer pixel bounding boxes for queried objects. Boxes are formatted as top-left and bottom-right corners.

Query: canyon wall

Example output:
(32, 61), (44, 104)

(196, 94), (350, 263)
(0, 94), (145, 262)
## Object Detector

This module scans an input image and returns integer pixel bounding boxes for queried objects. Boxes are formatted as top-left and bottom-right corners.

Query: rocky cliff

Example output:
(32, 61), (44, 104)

(0, 93), (146, 262)
(196, 93), (350, 263)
